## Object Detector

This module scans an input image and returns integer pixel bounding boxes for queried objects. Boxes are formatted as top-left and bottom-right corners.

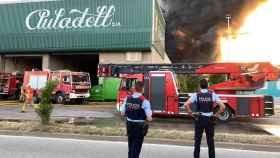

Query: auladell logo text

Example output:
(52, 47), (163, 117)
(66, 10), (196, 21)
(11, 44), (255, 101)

(25, 5), (121, 30)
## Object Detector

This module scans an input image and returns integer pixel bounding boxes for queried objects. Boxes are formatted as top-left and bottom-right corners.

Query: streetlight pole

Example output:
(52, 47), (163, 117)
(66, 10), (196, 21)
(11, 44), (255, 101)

(226, 14), (232, 62)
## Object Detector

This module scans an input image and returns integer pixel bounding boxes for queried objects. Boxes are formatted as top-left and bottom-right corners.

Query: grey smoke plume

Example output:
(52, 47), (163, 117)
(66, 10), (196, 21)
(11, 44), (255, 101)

(159, 0), (265, 63)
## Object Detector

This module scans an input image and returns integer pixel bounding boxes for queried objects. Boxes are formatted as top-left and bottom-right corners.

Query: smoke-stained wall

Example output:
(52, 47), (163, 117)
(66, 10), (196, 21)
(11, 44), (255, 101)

(159, 0), (265, 63)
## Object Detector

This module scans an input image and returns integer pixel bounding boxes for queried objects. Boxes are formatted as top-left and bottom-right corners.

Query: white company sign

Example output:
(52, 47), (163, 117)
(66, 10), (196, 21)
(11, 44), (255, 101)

(25, 5), (121, 30)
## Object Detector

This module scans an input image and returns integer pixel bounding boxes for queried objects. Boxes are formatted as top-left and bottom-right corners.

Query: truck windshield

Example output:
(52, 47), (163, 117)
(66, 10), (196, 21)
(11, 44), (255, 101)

(72, 75), (90, 84)
(120, 79), (136, 90)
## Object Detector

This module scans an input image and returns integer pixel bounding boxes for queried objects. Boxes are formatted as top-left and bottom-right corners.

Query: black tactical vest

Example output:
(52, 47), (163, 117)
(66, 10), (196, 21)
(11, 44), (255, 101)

(196, 92), (214, 113)
(125, 96), (146, 121)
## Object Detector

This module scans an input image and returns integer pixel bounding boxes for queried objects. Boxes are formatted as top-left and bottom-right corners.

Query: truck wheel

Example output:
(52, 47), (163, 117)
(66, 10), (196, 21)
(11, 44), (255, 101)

(217, 106), (232, 122)
(55, 93), (65, 104)
(33, 96), (41, 104)
(80, 98), (87, 105)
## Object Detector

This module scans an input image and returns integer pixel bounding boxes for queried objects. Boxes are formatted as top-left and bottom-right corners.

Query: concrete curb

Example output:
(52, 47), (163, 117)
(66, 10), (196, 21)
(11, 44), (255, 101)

(0, 130), (279, 153)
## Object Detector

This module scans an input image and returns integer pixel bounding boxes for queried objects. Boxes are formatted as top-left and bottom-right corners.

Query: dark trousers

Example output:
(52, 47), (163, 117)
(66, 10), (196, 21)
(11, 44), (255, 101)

(126, 121), (145, 158)
(194, 116), (215, 158)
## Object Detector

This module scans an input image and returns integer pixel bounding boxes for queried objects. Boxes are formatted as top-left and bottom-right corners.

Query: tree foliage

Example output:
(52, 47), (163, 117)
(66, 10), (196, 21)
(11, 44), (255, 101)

(35, 80), (58, 125)
(208, 74), (227, 86)
(177, 74), (227, 93)
(177, 75), (202, 93)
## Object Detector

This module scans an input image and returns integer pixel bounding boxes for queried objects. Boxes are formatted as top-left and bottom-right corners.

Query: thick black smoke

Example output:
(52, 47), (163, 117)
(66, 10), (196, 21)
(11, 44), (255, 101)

(159, 0), (265, 63)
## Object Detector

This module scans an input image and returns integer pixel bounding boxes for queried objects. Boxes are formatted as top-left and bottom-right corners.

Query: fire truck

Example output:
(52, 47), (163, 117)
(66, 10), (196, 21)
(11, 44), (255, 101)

(22, 70), (91, 104)
(98, 62), (278, 121)
(0, 72), (23, 99)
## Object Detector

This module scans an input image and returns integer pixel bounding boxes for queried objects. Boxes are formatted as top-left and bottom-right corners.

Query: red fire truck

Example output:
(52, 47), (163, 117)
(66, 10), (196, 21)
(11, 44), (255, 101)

(22, 70), (91, 104)
(98, 62), (278, 121)
(0, 72), (23, 99)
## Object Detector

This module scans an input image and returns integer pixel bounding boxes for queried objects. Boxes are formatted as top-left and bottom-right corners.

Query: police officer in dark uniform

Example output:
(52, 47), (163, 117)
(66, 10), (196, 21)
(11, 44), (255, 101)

(121, 81), (152, 158)
(184, 79), (225, 158)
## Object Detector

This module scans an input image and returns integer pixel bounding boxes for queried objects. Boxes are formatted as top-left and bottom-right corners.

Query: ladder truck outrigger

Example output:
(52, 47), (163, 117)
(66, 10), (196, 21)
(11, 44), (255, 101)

(98, 62), (278, 121)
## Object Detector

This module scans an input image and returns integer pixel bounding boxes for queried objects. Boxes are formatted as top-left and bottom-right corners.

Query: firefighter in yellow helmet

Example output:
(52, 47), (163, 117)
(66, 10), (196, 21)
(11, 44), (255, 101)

(21, 85), (33, 113)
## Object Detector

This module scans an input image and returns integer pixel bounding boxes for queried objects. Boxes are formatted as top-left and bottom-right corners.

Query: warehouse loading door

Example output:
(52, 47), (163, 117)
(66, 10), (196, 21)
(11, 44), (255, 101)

(50, 54), (99, 85)
(4, 56), (42, 73)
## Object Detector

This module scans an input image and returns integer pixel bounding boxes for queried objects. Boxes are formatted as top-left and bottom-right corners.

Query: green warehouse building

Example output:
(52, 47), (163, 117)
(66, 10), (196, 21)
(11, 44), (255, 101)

(0, 0), (170, 83)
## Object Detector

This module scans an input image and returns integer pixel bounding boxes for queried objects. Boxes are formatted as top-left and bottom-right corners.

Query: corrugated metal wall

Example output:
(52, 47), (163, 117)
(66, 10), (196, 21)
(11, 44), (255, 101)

(0, 0), (153, 53)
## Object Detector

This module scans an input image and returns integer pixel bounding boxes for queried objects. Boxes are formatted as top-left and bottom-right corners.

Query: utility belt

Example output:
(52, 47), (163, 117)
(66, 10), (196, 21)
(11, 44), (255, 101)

(126, 120), (149, 136)
(197, 112), (214, 117)
(192, 112), (217, 124)
(126, 118), (145, 123)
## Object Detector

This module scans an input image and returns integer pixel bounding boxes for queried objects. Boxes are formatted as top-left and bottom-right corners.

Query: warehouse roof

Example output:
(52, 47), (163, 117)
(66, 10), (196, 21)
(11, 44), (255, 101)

(0, 0), (159, 53)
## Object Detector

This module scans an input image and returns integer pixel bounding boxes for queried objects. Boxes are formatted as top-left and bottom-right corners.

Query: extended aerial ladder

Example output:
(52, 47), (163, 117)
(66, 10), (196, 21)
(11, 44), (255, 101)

(99, 62), (278, 90)
(98, 62), (278, 121)
(98, 63), (208, 76)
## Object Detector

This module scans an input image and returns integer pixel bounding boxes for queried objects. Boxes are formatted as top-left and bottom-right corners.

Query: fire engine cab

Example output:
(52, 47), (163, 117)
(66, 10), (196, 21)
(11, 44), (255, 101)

(98, 62), (278, 121)
(22, 70), (91, 104)
(0, 72), (22, 99)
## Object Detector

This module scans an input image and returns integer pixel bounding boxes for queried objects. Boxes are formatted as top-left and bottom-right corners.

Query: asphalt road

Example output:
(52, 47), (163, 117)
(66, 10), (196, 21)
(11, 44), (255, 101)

(0, 135), (279, 158)
(0, 100), (279, 136)
(0, 105), (114, 121)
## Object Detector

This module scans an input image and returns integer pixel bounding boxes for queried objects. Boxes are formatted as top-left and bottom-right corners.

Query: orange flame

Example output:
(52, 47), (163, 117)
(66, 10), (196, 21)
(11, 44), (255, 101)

(220, 0), (280, 65)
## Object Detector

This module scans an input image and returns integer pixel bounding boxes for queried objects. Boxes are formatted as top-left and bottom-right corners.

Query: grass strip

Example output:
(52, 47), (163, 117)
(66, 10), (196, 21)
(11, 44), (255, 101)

(0, 121), (279, 145)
